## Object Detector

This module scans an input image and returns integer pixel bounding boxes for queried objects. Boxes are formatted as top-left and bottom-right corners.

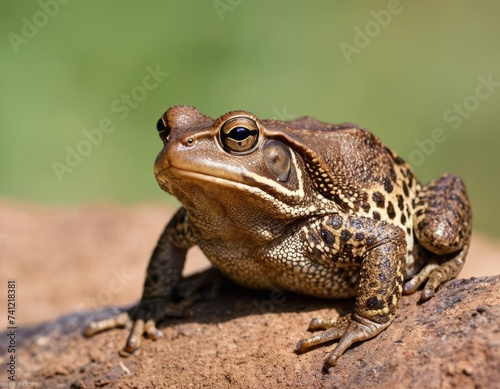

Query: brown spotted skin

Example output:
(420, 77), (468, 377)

(84, 106), (472, 371)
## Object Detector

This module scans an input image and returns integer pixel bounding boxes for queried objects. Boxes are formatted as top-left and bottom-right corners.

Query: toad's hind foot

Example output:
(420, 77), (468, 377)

(295, 314), (389, 373)
(403, 241), (469, 300)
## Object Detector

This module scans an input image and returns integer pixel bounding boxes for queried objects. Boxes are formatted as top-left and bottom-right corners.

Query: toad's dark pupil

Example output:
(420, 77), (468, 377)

(229, 127), (251, 141)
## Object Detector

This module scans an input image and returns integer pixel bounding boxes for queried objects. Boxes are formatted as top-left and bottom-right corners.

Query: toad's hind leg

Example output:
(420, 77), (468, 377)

(404, 174), (472, 300)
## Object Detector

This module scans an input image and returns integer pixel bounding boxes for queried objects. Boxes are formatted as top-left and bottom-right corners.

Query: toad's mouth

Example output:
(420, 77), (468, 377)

(156, 166), (262, 192)
(155, 165), (307, 206)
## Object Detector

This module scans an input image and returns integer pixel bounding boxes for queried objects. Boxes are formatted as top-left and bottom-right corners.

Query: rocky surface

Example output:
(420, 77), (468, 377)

(0, 275), (499, 388)
(0, 201), (499, 388)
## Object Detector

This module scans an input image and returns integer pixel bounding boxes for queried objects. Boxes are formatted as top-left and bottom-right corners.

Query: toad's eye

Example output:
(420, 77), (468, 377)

(156, 118), (166, 132)
(220, 117), (259, 154)
(156, 116), (170, 142)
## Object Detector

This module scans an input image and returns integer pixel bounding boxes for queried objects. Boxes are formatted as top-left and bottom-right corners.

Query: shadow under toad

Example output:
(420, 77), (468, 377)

(0, 267), (356, 356)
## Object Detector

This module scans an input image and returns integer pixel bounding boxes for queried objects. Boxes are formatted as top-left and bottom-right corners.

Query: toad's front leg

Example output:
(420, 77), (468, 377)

(84, 207), (216, 355)
(296, 215), (407, 372)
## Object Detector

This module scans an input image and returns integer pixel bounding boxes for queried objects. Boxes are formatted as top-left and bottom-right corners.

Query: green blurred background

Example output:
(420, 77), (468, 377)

(1, 1), (499, 238)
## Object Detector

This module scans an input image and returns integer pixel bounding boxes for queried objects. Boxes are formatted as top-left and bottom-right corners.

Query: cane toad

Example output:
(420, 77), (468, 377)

(85, 106), (472, 372)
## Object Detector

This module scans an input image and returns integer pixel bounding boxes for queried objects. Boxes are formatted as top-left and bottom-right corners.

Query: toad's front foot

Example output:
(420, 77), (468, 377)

(295, 313), (390, 373)
(84, 268), (222, 356)
(84, 295), (197, 356)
